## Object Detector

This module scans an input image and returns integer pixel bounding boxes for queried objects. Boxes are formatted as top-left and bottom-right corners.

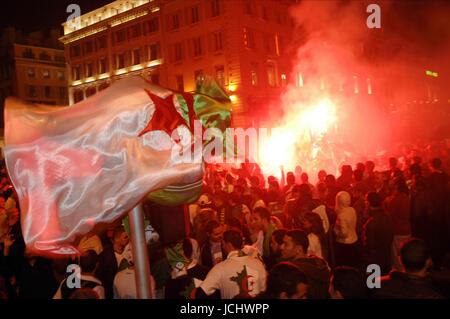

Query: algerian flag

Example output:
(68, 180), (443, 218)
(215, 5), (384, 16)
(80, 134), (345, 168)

(3, 76), (231, 256)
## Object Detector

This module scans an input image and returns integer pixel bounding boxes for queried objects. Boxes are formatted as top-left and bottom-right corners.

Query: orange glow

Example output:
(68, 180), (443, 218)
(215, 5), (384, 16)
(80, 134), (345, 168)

(229, 94), (238, 102)
(259, 97), (337, 177)
(228, 84), (237, 92)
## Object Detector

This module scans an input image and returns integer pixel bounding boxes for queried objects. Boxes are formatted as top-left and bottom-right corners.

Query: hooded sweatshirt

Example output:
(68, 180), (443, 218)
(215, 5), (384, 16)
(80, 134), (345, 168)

(334, 191), (358, 244)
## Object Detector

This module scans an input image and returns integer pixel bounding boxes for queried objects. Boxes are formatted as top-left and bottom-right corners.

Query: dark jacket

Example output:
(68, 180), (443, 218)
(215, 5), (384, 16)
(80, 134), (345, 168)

(362, 208), (394, 274)
(200, 241), (226, 270)
(17, 257), (58, 299)
(372, 271), (444, 299)
(96, 235), (118, 299)
(292, 256), (330, 299)
(384, 193), (411, 236)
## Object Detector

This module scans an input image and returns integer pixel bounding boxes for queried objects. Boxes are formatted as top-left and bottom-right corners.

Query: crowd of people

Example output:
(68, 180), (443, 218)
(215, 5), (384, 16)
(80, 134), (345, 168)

(0, 143), (449, 299)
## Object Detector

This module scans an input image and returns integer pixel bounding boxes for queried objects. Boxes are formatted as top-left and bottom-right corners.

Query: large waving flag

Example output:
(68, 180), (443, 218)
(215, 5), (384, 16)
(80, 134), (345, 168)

(3, 76), (231, 256)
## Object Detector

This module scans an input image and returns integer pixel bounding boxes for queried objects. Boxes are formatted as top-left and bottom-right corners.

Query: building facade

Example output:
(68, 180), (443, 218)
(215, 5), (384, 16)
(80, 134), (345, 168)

(60, 0), (297, 127)
(0, 28), (68, 134)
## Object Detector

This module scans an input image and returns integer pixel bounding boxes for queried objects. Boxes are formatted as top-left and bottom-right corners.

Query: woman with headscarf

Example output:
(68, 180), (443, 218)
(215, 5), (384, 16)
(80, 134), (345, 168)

(333, 191), (360, 268)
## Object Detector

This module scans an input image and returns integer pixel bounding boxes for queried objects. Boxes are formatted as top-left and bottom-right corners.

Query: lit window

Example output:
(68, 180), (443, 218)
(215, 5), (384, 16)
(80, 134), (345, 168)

(43, 69), (50, 79)
(367, 78), (372, 95)
(195, 70), (205, 84)
(73, 66), (81, 80)
(215, 65), (225, 88)
(85, 63), (93, 77)
(281, 73), (287, 86)
(353, 75), (359, 94)
(57, 71), (65, 80)
(98, 58), (107, 74)
(117, 54), (125, 69)
(251, 63), (258, 86)
(27, 68), (35, 78)
(243, 28), (255, 49)
(267, 62), (277, 87)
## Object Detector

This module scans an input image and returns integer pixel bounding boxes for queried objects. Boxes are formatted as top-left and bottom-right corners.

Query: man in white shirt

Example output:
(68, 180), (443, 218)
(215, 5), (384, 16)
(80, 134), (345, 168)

(113, 244), (155, 299)
(199, 229), (267, 299)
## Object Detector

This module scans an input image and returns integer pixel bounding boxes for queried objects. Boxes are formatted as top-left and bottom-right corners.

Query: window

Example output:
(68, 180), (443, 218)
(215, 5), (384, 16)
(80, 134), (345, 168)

(264, 33), (276, 55)
(261, 7), (269, 21)
(276, 35), (283, 55)
(267, 62), (277, 87)
(54, 55), (65, 63)
(215, 65), (225, 88)
(85, 62), (93, 77)
(243, 28), (255, 49)
(213, 31), (223, 51)
(117, 53), (125, 69)
(129, 24), (141, 39)
(59, 87), (67, 99)
(42, 69), (50, 79)
(39, 52), (51, 61)
(193, 37), (203, 57)
(275, 11), (282, 24)
(97, 36), (107, 49)
(191, 6), (200, 24)
(174, 42), (183, 62)
(74, 89), (83, 103)
(145, 17), (159, 33)
(195, 70), (205, 83)
(281, 73), (287, 87)
(86, 87), (96, 97)
(251, 63), (258, 86)
(98, 58), (107, 74)
(56, 71), (66, 81)
(27, 68), (35, 78)
(172, 13), (180, 30)
(211, 0), (221, 17)
(84, 41), (93, 54)
(27, 85), (37, 98)
(70, 45), (81, 58)
(176, 75), (184, 91)
(23, 48), (35, 59)
(115, 30), (126, 43)
(44, 86), (51, 98)
(244, 0), (253, 15)
(73, 66), (81, 80)
(132, 49), (141, 65)
(149, 42), (160, 60)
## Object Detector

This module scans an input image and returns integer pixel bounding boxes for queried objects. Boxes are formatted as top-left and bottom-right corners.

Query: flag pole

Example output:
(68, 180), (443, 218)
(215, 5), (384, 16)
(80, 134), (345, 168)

(128, 203), (152, 299)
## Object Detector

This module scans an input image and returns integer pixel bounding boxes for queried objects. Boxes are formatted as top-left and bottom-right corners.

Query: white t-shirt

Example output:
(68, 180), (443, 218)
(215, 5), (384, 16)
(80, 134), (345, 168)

(312, 204), (330, 234)
(200, 250), (267, 299)
(113, 267), (156, 299)
(115, 243), (132, 268)
(307, 233), (323, 259)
